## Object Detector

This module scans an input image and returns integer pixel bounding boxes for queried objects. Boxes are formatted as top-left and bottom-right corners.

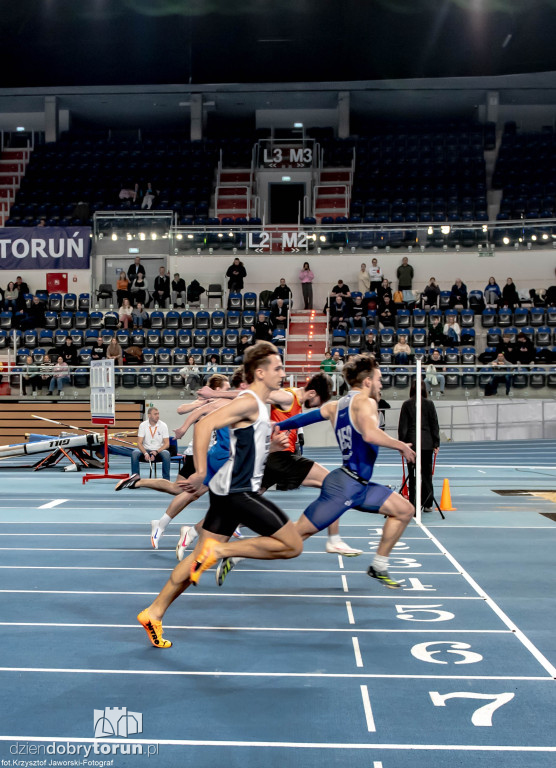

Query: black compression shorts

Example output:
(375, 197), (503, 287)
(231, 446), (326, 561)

(178, 454), (195, 479)
(204, 490), (290, 538)
(261, 450), (314, 491)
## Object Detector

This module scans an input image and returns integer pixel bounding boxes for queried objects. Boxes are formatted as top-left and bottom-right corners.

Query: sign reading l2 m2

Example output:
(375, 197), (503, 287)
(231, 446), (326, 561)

(248, 231), (310, 252)
(0, 227), (91, 269)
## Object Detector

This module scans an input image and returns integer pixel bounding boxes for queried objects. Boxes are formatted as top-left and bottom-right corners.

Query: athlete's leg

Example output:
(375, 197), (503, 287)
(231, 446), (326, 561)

(116, 476), (184, 496)
(375, 491), (414, 557)
(150, 487), (206, 550)
(301, 462), (363, 556)
(138, 528), (230, 647)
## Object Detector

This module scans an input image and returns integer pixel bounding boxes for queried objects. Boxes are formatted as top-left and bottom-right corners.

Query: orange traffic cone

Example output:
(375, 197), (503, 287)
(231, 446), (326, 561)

(439, 478), (456, 511)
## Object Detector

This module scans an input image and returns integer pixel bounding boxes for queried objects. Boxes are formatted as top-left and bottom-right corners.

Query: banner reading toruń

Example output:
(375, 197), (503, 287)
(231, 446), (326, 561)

(0, 227), (91, 269)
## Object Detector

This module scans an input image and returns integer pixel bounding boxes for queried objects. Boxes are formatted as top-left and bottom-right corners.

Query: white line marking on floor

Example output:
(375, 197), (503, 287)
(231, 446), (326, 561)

(360, 685), (376, 731)
(352, 637), (364, 668)
(37, 499), (68, 509)
(419, 521), (556, 679)
(0, 735), (554, 751)
(337, 555), (344, 569)
(0, 622), (512, 634)
(478, 470), (486, 474)
(373, 762), (383, 768)
(345, 601), (355, 625)
(0, 589), (485, 600)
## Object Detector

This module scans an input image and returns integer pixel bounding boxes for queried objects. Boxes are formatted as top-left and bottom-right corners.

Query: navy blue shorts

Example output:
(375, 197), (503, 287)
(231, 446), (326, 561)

(303, 467), (393, 531)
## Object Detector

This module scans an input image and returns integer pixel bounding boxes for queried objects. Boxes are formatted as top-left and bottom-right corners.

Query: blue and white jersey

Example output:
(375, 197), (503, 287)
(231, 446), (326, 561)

(334, 390), (379, 482)
(209, 390), (271, 495)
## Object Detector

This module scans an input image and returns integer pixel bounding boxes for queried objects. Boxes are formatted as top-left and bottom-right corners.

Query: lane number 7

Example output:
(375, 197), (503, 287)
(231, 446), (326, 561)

(429, 691), (515, 726)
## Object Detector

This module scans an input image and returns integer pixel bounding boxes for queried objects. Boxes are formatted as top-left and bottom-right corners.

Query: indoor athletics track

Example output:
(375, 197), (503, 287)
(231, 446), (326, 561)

(0, 440), (555, 768)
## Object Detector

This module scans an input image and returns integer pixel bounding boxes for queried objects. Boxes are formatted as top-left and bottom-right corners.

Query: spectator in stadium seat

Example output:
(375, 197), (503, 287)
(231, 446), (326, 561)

(226, 258), (247, 291)
(514, 331), (535, 366)
(369, 258), (383, 292)
(421, 277), (441, 309)
(325, 278), (351, 314)
(172, 273), (187, 307)
(485, 352), (513, 396)
(428, 314), (444, 348)
(330, 294), (349, 330)
(424, 349), (446, 395)
(546, 268), (556, 306)
(349, 294), (367, 331)
(361, 328), (380, 359)
(106, 337), (124, 366)
(116, 270), (130, 306)
(234, 333), (253, 365)
(498, 277), (521, 310)
(378, 293), (397, 328)
(91, 336), (105, 361)
(72, 201), (90, 223)
(270, 298), (289, 329)
(128, 256), (146, 283)
(40, 354), (54, 390)
(60, 337), (78, 367)
(203, 355), (221, 384)
(15, 276), (30, 298)
(272, 278), (292, 305)
(299, 262), (314, 309)
(319, 350), (336, 373)
(48, 356), (71, 396)
(393, 333), (413, 365)
(357, 263), (371, 293)
(22, 355), (42, 395)
(186, 279), (205, 305)
(449, 278), (468, 309)
(396, 256), (414, 296)
(15, 295), (46, 330)
(141, 182), (157, 210)
(443, 314), (461, 345)
(119, 183), (139, 203)
(153, 266), (171, 308)
(377, 277), (393, 303)
(130, 272), (149, 307)
(132, 302), (149, 329)
(119, 298), (133, 329)
(4, 282), (17, 312)
(180, 355), (202, 391)
(484, 276), (501, 306)
(251, 312), (272, 341)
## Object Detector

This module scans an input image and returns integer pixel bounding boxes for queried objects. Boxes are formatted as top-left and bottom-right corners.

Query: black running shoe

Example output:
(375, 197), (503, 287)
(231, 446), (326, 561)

(367, 565), (401, 589)
(115, 473), (141, 491)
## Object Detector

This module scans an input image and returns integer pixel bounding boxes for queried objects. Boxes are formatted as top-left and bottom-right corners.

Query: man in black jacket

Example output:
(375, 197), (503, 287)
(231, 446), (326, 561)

(153, 266), (171, 308)
(398, 380), (440, 513)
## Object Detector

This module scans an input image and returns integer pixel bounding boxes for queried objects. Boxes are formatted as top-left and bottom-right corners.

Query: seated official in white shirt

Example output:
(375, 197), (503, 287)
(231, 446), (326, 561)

(131, 407), (171, 480)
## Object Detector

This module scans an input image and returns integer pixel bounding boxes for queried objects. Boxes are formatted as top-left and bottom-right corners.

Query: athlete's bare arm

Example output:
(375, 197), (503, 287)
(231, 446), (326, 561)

(267, 388), (294, 409)
(196, 385), (237, 400)
(176, 399), (206, 415)
(175, 400), (228, 440)
(352, 395), (415, 462)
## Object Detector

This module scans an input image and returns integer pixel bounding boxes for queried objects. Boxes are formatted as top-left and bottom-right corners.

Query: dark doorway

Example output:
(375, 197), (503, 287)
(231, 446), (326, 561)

(269, 183), (305, 224)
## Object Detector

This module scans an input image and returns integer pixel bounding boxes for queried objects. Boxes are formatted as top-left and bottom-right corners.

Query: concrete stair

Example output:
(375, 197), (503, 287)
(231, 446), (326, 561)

(286, 310), (327, 373)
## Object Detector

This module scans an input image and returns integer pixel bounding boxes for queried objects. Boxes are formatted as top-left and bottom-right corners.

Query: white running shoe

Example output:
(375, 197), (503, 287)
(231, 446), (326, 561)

(325, 540), (363, 556)
(151, 520), (163, 550)
(176, 525), (199, 561)
(232, 526), (243, 539)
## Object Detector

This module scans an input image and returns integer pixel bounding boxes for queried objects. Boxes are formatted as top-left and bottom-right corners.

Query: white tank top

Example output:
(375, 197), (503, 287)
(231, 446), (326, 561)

(209, 390), (270, 495)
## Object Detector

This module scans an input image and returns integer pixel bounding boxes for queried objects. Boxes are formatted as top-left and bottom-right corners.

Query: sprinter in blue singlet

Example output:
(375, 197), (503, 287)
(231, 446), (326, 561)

(278, 353), (416, 588)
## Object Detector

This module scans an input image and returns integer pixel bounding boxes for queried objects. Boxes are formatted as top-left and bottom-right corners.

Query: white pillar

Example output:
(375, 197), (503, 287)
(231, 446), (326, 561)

(190, 94), (203, 141)
(338, 91), (350, 139)
(45, 96), (59, 143)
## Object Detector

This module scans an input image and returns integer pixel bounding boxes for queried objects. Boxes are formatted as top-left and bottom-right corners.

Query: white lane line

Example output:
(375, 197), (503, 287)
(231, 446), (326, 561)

(0, 566), (458, 575)
(337, 555), (344, 569)
(0, 589), (485, 600)
(345, 601), (355, 625)
(37, 499), (68, 509)
(360, 685), (376, 732)
(352, 637), (364, 668)
(477, 470), (486, 474)
(373, 763), (383, 768)
(0, 735), (554, 752)
(420, 521), (556, 679)
(0, 622), (512, 634)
